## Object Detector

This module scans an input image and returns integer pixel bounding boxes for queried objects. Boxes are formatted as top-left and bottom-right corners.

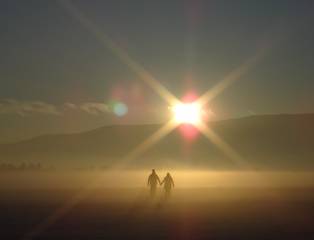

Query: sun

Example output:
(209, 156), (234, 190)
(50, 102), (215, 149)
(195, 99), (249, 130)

(171, 102), (203, 125)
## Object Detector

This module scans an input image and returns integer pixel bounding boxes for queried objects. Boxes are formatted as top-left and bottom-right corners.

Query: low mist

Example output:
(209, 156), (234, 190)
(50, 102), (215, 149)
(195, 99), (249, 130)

(1, 170), (314, 189)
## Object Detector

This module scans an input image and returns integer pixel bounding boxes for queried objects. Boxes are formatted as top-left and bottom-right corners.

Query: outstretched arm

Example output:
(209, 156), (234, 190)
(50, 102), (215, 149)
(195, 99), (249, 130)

(157, 176), (161, 185)
(160, 178), (164, 185)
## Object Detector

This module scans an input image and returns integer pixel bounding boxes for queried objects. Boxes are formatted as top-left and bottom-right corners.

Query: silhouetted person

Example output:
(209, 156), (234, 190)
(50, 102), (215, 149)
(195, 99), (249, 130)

(147, 169), (161, 197)
(161, 172), (174, 199)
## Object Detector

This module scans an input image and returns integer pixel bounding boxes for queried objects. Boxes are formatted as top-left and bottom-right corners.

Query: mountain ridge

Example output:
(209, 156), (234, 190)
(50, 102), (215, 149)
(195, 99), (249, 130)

(1, 113), (313, 170)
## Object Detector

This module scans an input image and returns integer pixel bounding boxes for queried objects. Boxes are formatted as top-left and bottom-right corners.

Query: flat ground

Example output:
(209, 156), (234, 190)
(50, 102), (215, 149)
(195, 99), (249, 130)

(1, 188), (314, 240)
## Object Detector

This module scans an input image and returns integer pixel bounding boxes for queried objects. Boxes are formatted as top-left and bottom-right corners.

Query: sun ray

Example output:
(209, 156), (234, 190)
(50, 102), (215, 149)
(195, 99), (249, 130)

(114, 120), (178, 168)
(58, 0), (180, 106)
(196, 48), (267, 107)
(197, 122), (251, 169)
(22, 121), (178, 238)
(22, 180), (99, 240)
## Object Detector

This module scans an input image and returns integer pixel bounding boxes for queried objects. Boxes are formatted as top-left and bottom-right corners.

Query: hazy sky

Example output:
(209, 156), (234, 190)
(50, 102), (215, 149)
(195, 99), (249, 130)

(1, 0), (314, 142)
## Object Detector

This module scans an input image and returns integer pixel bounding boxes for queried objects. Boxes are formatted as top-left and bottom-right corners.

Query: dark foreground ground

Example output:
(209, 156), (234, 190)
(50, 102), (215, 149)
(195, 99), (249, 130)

(1, 188), (314, 240)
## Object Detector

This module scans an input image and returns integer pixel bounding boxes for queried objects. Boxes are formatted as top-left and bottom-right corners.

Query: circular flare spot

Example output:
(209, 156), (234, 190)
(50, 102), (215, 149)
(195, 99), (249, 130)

(113, 102), (128, 117)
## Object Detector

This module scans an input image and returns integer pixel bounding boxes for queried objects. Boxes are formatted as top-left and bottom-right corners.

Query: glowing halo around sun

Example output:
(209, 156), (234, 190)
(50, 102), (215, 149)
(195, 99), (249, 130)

(171, 102), (203, 126)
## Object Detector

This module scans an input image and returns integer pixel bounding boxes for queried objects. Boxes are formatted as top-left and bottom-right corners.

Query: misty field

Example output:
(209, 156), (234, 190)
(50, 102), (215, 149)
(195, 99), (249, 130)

(1, 171), (314, 240)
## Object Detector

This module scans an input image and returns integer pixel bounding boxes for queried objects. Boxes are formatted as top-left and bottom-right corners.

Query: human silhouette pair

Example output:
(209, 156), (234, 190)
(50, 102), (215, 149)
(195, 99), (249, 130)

(147, 169), (174, 198)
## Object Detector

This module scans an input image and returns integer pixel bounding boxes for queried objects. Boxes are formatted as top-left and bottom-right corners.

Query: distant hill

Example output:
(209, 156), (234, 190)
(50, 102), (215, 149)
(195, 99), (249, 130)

(0, 113), (313, 170)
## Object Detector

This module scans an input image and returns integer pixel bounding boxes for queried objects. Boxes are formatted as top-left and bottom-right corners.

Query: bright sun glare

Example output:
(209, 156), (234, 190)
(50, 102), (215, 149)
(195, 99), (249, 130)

(172, 102), (203, 125)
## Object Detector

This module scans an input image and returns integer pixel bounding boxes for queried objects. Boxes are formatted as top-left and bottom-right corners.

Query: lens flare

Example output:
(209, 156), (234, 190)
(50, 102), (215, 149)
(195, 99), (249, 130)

(113, 102), (128, 117)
